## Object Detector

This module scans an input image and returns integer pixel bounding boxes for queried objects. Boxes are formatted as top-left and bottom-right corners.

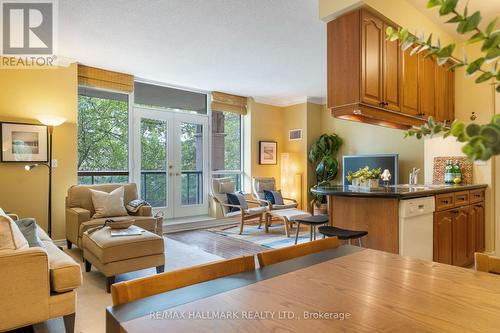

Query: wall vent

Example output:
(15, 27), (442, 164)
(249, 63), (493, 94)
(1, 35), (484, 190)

(288, 129), (303, 141)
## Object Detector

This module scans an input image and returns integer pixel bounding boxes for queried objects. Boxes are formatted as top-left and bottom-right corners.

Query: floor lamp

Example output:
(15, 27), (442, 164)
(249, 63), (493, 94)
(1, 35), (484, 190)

(25, 116), (65, 237)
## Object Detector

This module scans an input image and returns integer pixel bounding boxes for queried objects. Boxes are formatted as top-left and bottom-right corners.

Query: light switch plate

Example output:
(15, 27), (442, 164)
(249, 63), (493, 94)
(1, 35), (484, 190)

(474, 160), (487, 166)
(51, 159), (58, 168)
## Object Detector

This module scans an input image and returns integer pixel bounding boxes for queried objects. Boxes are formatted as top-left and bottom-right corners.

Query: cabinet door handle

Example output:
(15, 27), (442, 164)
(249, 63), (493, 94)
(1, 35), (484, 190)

(451, 210), (459, 214)
(442, 200), (449, 204)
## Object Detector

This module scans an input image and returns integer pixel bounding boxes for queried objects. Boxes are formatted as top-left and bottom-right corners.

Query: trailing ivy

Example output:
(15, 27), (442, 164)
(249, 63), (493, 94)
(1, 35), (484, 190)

(387, 0), (500, 161)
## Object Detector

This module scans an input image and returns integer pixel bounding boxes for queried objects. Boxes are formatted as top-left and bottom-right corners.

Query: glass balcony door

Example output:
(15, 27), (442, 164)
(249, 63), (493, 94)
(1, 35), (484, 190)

(133, 108), (208, 219)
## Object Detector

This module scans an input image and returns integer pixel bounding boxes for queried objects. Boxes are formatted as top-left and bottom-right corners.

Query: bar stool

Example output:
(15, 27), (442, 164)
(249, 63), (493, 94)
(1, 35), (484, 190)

(318, 226), (368, 247)
(293, 215), (329, 244)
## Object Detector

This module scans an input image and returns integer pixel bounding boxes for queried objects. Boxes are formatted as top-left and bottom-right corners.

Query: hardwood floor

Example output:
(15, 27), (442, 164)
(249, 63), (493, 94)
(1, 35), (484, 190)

(167, 229), (268, 259)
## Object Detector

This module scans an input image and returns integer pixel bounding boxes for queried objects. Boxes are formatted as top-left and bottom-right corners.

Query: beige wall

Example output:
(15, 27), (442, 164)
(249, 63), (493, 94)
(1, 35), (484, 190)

(320, 106), (425, 184)
(247, 98), (285, 189)
(0, 64), (78, 240)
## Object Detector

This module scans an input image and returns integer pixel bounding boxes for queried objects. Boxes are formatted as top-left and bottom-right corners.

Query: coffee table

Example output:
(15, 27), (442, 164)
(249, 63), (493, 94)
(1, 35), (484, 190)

(266, 208), (311, 237)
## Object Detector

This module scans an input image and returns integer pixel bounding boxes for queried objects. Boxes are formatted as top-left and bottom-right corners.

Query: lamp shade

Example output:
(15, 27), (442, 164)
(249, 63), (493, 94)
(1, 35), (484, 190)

(38, 116), (66, 126)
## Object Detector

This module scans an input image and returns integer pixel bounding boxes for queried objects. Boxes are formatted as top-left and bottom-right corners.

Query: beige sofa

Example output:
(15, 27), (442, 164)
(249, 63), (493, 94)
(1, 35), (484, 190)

(0, 214), (82, 333)
(65, 183), (162, 249)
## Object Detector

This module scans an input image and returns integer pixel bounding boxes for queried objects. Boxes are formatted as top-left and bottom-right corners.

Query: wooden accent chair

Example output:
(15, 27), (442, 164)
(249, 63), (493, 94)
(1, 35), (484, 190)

(257, 237), (340, 268)
(210, 177), (267, 234)
(475, 252), (500, 274)
(111, 255), (256, 306)
(252, 177), (298, 211)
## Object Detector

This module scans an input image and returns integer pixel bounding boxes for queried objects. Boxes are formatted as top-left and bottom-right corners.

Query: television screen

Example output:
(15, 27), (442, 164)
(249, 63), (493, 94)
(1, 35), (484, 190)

(342, 154), (399, 185)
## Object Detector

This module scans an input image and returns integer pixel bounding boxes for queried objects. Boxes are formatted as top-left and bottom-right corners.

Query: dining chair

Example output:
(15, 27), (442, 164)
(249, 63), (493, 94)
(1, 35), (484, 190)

(475, 252), (500, 274)
(111, 255), (256, 306)
(257, 237), (340, 268)
(210, 177), (268, 234)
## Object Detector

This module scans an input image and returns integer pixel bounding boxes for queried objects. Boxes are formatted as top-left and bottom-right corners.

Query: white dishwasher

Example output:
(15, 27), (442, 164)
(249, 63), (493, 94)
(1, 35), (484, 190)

(399, 196), (435, 261)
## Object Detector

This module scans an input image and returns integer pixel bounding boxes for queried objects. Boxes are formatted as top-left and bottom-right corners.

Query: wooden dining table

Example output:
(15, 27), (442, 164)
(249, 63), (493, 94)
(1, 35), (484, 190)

(106, 245), (500, 332)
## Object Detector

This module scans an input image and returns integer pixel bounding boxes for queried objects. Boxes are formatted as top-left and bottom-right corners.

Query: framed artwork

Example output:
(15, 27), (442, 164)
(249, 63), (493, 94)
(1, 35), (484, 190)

(259, 141), (277, 165)
(1, 122), (48, 162)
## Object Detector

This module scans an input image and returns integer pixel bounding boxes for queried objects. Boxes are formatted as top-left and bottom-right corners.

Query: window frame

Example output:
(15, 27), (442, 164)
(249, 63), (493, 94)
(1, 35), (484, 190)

(210, 109), (244, 191)
(77, 85), (133, 184)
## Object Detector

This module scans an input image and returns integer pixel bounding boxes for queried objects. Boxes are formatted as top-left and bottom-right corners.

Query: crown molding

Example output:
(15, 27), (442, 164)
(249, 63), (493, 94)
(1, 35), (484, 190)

(253, 96), (326, 107)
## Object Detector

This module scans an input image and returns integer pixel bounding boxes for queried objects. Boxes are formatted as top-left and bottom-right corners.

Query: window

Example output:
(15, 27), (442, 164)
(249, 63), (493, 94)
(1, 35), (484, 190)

(77, 87), (129, 184)
(211, 110), (242, 190)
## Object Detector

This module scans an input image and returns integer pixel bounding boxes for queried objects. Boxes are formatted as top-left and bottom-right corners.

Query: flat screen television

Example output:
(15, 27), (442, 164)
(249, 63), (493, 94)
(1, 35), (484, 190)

(342, 154), (399, 186)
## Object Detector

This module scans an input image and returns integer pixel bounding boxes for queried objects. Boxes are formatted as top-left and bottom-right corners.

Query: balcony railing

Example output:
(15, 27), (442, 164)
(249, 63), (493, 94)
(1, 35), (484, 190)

(78, 170), (203, 208)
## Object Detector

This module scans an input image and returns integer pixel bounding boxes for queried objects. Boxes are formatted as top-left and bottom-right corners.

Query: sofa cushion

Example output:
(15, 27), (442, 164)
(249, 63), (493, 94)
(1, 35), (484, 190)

(67, 183), (139, 216)
(82, 227), (164, 264)
(0, 212), (28, 250)
(90, 186), (128, 219)
(15, 218), (45, 248)
(44, 241), (82, 293)
(79, 216), (158, 236)
(37, 227), (52, 243)
(227, 192), (248, 212)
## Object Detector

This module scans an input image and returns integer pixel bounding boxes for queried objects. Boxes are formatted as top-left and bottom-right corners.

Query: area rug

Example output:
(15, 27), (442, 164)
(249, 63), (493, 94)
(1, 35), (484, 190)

(208, 222), (317, 249)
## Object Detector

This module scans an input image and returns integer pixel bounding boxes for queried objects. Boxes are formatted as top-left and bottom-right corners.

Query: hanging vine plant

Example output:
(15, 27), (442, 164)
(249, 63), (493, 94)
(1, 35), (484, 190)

(386, 0), (499, 161)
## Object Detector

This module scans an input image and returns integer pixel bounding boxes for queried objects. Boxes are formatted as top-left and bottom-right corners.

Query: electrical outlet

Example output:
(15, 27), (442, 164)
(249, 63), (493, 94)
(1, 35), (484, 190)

(474, 160), (487, 166)
(51, 159), (58, 168)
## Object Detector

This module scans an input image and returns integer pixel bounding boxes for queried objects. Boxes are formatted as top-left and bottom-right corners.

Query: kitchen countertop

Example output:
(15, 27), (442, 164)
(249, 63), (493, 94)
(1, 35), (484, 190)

(311, 183), (487, 199)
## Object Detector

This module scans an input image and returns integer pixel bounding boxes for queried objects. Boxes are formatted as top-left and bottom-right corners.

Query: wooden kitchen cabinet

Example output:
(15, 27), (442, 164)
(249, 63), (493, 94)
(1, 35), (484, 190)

(434, 189), (485, 267)
(435, 62), (455, 123)
(452, 207), (472, 267)
(418, 54), (436, 118)
(433, 210), (453, 265)
(471, 202), (485, 252)
(327, 6), (454, 128)
(361, 10), (383, 107)
(400, 47), (419, 116)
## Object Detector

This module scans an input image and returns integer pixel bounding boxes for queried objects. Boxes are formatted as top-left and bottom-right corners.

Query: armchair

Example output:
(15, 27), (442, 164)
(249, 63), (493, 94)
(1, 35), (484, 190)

(65, 183), (162, 249)
(252, 177), (298, 211)
(210, 177), (267, 234)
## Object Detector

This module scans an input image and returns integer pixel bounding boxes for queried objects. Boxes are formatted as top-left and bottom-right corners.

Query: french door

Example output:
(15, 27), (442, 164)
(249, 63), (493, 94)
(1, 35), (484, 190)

(133, 107), (209, 219)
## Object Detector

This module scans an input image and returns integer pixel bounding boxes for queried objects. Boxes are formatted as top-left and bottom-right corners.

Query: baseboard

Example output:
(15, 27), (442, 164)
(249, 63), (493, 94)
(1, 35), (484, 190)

(163, 217), (239, 234)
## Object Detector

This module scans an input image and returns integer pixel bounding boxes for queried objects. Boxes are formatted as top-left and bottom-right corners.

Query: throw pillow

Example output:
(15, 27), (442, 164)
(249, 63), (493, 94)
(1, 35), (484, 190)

(15, 218), (45, 248)
(90, 186), (128, 219)
(263, 190), (284, 205)
(271, 190), (285, 205)
(226, 192), (248, 213)
(0, 212), (29, 250)
(263, 190), (275, 204)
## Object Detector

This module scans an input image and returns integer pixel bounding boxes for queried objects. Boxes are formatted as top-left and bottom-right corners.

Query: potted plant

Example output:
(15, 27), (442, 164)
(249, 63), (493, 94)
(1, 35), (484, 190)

(309, 133), (343, 214)
(386, 0), (499, 161)
(346, 166), (382, 189)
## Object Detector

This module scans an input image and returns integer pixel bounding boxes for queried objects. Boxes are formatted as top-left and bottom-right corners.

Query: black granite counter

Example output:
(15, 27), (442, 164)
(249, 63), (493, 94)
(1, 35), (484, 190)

(311, 184), (487, 199)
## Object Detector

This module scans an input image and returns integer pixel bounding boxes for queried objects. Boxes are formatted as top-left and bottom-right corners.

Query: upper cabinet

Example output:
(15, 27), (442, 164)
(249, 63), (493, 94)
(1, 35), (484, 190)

(327, 7), (454, 129)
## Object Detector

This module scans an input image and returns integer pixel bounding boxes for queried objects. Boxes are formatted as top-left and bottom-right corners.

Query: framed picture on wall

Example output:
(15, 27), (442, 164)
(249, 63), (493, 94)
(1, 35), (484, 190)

(1, 122), (48, 162)
(259, 141), (277, 165)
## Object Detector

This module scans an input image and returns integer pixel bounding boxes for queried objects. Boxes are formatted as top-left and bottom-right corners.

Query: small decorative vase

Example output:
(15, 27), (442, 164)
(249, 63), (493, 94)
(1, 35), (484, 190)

(369, 179), (380, 188)
(351, 178), (360, 187)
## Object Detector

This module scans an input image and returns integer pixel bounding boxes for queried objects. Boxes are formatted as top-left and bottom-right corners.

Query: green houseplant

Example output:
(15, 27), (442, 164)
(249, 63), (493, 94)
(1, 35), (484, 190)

(309, 133), (343, 209)
(386, 0), (499, 161)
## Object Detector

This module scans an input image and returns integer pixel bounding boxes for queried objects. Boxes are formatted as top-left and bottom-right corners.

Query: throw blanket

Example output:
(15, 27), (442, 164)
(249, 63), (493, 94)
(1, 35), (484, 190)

(126, 199), (149, 213)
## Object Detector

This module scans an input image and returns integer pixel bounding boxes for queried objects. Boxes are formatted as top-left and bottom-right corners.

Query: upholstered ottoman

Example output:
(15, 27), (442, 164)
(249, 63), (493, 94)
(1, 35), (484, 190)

(82, 226), (165, 292)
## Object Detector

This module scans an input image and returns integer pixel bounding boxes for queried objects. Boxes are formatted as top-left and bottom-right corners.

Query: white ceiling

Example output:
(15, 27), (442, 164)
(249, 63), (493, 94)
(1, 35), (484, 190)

(409, 0), (500, 40)
(59, 0), (326, 106)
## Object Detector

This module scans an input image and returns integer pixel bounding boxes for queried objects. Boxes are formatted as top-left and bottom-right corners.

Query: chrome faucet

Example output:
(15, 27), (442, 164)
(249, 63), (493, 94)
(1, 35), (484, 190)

(409, 168), (420, 185)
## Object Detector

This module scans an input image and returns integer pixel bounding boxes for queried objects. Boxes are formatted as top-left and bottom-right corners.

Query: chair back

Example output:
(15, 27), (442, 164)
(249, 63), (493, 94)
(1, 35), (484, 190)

(111, 255), (255, 306)
(66, 183), (139, 216)
(475, 252), (500, 274)
(210, 177), (236, 216)
(257, 237), (340, 267)
(252, 177), (277, 200)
